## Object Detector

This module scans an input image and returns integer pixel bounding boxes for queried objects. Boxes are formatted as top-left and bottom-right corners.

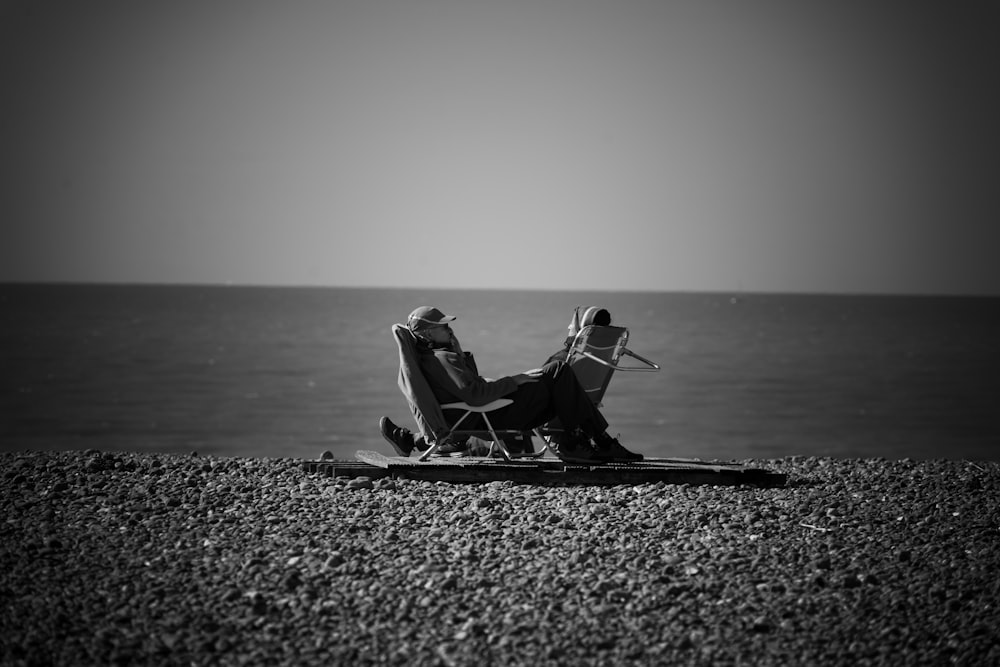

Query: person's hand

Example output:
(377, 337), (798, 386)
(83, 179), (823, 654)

(513, 373), (540, 385)
(449, 331), (463, 355)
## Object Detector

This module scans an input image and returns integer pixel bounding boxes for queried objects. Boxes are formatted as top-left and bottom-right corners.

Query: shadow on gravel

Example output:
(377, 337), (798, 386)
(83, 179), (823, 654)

(780, 476), (824, 488)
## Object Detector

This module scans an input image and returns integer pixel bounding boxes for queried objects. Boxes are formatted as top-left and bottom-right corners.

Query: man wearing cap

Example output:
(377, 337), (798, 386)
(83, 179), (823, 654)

(380, 306), (642, 464)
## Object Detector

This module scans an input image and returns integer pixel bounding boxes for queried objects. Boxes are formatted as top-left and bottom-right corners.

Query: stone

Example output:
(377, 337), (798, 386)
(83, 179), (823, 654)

(3, 451), (1000, 665)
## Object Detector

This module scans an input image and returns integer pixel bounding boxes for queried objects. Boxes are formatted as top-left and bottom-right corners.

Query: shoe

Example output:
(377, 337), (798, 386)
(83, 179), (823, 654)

(553, 434), (610, 465)
(379, 417), (414, 457)
(593, 432), (643, 463)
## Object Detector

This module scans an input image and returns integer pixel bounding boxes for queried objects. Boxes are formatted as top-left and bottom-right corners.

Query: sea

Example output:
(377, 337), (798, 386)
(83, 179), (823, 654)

(2, 284), (998, 462)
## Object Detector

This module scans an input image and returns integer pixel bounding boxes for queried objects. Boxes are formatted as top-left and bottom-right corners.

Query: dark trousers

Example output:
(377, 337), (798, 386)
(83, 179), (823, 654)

(445, 360), (607, 437)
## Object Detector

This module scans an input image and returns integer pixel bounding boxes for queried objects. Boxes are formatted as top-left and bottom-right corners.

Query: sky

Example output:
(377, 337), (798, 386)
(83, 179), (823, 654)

(2, 0), (998, 295)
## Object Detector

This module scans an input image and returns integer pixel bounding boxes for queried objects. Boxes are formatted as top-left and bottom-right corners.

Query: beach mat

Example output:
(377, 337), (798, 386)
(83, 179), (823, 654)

(342, 450), (786, 487)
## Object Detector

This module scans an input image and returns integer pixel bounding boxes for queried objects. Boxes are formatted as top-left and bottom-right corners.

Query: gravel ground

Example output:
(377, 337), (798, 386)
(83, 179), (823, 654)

(2, 450), (998, 666)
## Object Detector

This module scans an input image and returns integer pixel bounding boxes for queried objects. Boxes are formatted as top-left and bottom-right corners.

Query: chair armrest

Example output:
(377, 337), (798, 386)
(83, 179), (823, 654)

(620, 348), (660, 371)
(441, 398), (513, 412)
(573, 349), (660, 371)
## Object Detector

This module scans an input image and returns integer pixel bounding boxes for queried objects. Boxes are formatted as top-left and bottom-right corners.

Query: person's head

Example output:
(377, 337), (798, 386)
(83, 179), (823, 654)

(407, 306), (456, 345)
(568, 306), (612, 336)
(587, 308), (612, 327)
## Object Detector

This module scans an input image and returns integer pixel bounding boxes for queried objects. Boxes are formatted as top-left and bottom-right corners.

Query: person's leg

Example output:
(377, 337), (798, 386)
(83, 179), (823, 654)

(510, 361), (643, 462)
(484, 377), (557, 431)
(537, 360), (608, 436)
(483, 381), (598, 464)
(488, 360), (607, 435)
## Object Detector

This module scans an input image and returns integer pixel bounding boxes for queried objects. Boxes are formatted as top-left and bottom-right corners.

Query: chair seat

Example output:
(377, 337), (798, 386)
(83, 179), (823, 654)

(441, 398), (513, 412)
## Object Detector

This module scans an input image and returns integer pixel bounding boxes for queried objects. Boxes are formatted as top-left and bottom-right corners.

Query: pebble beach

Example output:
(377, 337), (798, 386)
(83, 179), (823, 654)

(2, 450), (998, 666)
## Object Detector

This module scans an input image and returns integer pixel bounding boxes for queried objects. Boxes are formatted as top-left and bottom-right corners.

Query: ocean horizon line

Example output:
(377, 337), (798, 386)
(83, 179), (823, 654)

(2, 280), (998, 300)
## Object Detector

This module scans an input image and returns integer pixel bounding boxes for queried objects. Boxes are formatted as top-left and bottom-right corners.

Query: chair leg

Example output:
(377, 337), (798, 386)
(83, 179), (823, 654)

(481, 413), (513, 462)
(532, 429), (553, 457)
(415, 409), (557, 462)
(417, 441), (440, 462)
(418, 411), (471, 462)
(507, 429), (552, 458)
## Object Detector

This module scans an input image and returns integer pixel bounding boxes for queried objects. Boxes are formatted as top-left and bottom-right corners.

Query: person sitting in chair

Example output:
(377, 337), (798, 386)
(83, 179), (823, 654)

(544, 306), (612, 365)
(379, 306), (642, 464)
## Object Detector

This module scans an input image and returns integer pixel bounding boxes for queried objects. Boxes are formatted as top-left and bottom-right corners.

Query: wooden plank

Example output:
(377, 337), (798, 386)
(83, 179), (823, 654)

(301, 460), (390, 479)
(355, 450), (563, 470)
(353, 450), (785, 487)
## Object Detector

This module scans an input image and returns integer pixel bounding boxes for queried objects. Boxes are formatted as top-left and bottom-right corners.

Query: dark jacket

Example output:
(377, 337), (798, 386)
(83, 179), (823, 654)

(418, 346), (518, 407)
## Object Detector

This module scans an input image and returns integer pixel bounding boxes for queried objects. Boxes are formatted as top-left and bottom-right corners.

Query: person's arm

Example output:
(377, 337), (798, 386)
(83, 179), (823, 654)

(422, 349), (521, 406)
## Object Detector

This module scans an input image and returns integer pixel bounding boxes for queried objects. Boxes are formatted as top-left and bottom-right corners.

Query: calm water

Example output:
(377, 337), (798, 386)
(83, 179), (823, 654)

(2, 284), (998, 462)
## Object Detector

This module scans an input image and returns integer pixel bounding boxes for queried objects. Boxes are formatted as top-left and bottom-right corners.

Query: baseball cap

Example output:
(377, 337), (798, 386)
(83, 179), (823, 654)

(407, 306), (457, 332)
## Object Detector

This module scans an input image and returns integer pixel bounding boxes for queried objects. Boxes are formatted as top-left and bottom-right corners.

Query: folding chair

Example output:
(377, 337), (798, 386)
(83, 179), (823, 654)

(563, 306), (661, 407)
(392, 324), (547, 462)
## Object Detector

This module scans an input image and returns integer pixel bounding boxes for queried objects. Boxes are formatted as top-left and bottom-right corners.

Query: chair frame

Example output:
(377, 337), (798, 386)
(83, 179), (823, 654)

(534, 320), (660, 442)
(421, 399), (549, 462)
(564, 324), (660, 407)
(392, 323), (548, 462)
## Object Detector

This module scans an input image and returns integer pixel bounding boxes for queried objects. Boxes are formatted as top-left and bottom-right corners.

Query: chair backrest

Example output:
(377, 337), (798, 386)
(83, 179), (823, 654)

(392, 324), (448, 443)
(566, 325), (629, 406)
